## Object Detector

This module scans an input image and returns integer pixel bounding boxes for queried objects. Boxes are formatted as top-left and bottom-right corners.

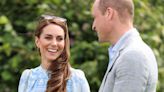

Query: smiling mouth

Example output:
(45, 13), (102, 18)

(48, 49), (58, 53)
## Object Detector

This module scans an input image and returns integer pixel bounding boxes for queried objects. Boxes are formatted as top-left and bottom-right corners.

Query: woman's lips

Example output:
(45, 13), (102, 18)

(48, 49), (58, 53)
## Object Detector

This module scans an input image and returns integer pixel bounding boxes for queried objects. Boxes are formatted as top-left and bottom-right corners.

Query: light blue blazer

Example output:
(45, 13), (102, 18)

(99, 29), (158, 92)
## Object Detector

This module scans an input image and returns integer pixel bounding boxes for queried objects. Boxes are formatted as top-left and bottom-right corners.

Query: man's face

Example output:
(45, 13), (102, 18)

(92, 0), (110, 42)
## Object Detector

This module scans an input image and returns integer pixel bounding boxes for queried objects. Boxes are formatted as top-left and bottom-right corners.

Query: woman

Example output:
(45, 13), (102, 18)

(18, 14), (90, 92)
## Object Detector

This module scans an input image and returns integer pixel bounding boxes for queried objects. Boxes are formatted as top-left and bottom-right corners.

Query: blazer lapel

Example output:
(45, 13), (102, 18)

(99, 50), (121, 92)
(107, 51), (120, 73)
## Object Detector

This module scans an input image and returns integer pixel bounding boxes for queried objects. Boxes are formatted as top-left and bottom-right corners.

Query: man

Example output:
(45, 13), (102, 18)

(91, 0), (158, 92)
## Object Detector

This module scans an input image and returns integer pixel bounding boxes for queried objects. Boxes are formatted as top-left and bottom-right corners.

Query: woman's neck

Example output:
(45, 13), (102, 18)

(41, 59), (51, 70)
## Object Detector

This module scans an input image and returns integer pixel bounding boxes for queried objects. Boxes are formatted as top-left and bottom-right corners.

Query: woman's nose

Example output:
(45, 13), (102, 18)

(51, 39), (57, 46)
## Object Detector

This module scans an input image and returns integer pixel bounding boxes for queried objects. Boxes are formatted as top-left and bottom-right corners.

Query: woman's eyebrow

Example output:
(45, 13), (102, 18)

(44, 34), (52, 36)
(44, 34), (64, 37)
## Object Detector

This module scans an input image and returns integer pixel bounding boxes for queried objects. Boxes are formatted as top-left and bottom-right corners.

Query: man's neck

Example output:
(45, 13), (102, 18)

(110, 24), (133, 45)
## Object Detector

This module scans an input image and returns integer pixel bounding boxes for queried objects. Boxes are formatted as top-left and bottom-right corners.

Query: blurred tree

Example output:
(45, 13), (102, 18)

(0, 0), (163, 92)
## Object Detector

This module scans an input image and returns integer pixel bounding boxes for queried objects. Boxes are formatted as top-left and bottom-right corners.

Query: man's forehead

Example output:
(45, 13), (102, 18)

(91, 0), (99, 13)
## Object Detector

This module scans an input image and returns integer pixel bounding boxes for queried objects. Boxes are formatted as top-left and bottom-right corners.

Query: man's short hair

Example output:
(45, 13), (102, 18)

(98, 0), (134, 22)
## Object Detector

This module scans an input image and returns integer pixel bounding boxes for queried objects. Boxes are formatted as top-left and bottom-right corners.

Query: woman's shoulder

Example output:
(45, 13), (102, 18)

(21, 66), (44, 79)
(69, 67), (88, 83)
(70, 68), (85, 79)
(68, 68), (90, 92)
(20, 69), (31, 79)
(22, 66), (38, 73)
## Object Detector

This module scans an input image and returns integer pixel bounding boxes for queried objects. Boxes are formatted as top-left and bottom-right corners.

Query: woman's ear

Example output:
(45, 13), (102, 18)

(35, 37), (40, 48)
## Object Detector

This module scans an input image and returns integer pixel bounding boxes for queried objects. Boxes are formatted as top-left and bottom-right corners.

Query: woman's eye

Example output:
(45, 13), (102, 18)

(45, 36), (52, 40)
(57, 36), (64, 41)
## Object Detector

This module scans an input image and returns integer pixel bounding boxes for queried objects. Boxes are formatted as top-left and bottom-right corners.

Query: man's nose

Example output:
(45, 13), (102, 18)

(92, 22), (96, 31)
(92, 25), (96, 31)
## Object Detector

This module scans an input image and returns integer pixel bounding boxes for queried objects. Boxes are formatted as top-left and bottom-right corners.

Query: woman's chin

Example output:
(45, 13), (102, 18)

(47, 57), (58, 61)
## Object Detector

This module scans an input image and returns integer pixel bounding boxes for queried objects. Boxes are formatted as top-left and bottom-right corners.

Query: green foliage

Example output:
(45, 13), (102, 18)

(0, 0), (163, 92)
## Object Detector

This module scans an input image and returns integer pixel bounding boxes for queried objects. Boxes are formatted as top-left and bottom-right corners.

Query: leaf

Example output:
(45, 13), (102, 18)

(1, 71), (12, 81)
(0, 16), (9, 24)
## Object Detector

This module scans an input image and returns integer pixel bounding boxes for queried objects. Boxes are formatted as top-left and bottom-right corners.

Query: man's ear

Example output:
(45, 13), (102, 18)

(35, 37), (40, 48)
(105, 7), (114, 20)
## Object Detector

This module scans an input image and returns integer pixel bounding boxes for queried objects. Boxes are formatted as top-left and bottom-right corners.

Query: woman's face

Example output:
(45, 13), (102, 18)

(35, 24), (65, 62)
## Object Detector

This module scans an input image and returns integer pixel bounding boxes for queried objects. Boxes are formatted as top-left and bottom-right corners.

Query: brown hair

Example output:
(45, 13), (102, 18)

(35, 15), (71, 92)
(98, 0), (134, 22)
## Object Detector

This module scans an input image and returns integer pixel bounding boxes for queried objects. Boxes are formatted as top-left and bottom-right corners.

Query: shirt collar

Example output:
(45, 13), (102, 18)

(39, 65), (50, 78)
(109, 28), (138, 52)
